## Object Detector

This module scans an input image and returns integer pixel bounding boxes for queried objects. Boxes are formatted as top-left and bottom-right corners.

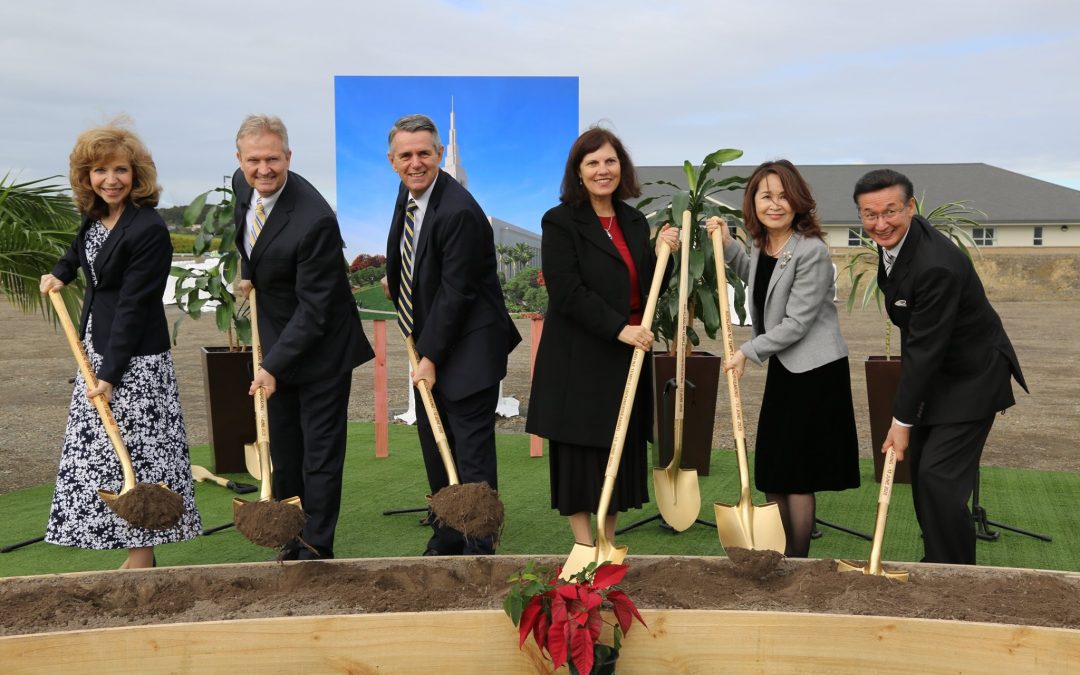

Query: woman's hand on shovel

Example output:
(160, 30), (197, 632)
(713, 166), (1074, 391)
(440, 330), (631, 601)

(39, 274), (65, 294)
(655, 223), (679, 256)
(618, 325), (654, 351)
(86, 379), (114, 403)
(723, 350), (747, 379)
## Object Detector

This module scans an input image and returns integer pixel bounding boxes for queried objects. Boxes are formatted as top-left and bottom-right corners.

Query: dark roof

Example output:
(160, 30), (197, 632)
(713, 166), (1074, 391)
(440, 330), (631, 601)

(636, 163), (1080, 225)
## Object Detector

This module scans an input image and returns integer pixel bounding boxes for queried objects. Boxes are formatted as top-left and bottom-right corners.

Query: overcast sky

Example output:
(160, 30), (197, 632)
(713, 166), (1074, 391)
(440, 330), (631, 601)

(4, 0), (1079, 212)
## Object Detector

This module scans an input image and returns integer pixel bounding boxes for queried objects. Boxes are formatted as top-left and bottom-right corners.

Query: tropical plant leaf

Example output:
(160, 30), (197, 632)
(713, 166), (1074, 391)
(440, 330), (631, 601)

(704, 148), (743, 165)
(0, 174), (83, 318)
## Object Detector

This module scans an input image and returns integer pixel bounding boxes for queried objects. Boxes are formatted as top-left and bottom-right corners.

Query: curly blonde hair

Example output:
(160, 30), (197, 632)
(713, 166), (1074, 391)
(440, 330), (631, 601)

(69, 121), (161, 219)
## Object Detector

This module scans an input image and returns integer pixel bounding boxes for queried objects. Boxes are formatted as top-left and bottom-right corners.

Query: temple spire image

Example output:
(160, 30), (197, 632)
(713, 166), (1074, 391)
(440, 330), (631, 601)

(443, 97), (467, 188)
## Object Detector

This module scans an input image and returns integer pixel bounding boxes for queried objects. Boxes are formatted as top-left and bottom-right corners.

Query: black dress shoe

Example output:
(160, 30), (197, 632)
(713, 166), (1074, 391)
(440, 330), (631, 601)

(423, 548), (444, 556)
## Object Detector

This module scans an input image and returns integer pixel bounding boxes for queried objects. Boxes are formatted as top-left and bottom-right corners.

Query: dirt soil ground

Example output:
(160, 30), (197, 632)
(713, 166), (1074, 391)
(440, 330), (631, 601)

(3, 249), (1078, 494)
(1, 554), (1078, 637)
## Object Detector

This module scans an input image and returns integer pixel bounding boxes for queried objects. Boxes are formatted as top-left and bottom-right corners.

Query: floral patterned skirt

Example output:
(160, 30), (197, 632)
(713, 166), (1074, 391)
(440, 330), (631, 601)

(45, 330), (202, 549)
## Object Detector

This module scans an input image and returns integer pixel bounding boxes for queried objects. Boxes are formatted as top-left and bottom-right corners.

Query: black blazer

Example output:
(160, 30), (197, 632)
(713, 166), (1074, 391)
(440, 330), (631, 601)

(51, 205), (172, 385)
(385, 170), (521, 401)
(233, 169), (373, 384)
(880, 215), (1027, 425)
(525, 200), (665, 448)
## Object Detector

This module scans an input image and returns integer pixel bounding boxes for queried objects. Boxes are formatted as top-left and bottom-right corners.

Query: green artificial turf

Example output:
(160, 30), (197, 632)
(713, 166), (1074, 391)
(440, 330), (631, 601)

(1, 423), (1077, 577)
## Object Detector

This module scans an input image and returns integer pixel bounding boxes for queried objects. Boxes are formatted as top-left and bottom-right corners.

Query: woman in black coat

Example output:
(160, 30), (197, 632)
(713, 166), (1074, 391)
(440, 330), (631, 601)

(526, 127), (677, 546)
(39, 122), (201, 569)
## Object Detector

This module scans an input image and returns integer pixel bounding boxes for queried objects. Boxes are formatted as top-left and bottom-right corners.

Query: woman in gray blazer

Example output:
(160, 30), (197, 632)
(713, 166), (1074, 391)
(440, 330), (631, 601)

(707, 160), (859, 557)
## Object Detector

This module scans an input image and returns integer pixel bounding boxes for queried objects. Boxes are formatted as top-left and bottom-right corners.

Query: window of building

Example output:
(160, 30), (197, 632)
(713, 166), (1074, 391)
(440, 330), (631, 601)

(972, 227), (996, 246)
(847, 227), (862, 246)
(1033, 226), (1043, 246)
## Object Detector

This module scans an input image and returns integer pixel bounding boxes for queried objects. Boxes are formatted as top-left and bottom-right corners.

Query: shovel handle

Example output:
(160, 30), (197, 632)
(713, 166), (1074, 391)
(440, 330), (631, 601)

(248, 289), (274, 501)
(868, 447), (897, 573)
(670, 210), (692, 469)
(594, 241), (672, 551)
(403, 335), (460, 486)
(48, 290), (137, 493)
(711, 230), (752, 495)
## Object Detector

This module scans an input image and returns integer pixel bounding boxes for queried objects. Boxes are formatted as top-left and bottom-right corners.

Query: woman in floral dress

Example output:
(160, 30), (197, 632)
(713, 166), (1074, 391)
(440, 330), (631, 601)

(39, 121), (201, 569)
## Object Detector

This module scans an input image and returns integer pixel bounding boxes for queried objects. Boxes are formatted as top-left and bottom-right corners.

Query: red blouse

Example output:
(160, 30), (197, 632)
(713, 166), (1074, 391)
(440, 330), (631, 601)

(604, 215), (643, 325)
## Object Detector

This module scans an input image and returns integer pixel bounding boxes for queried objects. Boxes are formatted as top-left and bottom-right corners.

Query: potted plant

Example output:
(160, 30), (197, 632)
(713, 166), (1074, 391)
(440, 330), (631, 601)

(169, 183), (254, 474)
(635, 149), (748, 475)
(503, 561), (646, 675)
(842, 198), (981, 483)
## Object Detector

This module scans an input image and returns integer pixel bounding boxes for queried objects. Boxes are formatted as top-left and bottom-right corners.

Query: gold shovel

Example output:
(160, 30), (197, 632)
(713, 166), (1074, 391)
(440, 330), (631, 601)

(710, 230), (786, 553)
(837, 447), (909, 581)
(403, 335), (460, 487)
(233, 289), (301, 516)
(48, 290), (184, 530)
(653, 210), (701, 532)
(561, 239), (673, 580)
(402, 333), (505, 539)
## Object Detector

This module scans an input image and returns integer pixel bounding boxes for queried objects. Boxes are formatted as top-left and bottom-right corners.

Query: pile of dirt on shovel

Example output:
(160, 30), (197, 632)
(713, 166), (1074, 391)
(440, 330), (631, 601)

(429, 481), (504, 539)
(107, 483), (185, 530)
(2, 555), (1079, 637)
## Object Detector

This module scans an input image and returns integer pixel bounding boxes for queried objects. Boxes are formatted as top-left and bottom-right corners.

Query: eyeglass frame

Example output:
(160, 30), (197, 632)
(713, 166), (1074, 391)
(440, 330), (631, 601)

(858, 199), (912, 225)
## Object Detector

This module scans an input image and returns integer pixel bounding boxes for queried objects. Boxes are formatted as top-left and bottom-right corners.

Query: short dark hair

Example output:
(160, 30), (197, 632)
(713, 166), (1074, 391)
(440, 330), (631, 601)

(853, 168), (914, 204)
(559, 127), (641, 206)
(742, 160), (822, 249)
(388, 114), (442, 153)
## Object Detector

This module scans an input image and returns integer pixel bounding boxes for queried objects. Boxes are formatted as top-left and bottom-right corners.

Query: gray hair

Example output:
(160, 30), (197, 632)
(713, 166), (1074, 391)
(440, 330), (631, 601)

(236, 114), (290, 152)
(387, 114), (442, 153)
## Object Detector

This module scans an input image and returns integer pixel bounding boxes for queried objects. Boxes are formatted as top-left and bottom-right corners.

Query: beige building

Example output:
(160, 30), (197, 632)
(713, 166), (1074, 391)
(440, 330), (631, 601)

(638, 163), (1080, 249)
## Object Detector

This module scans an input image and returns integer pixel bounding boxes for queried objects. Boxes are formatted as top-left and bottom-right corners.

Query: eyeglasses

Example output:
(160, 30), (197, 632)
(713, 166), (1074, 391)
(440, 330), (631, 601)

(858, 203), (908, 225)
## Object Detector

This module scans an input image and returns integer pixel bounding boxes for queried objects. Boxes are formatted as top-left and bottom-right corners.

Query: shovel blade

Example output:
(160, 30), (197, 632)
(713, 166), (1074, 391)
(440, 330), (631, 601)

(243, 442), (263, 479)
(713, 500), (786, 554)
(653, 467), (701, 532)
(559, 541), (628, 580)
(837, 559), (909, 582)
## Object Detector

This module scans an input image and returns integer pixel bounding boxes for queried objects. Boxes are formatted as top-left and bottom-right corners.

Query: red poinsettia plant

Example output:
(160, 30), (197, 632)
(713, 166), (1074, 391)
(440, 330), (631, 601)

(503, 561), (646, 674)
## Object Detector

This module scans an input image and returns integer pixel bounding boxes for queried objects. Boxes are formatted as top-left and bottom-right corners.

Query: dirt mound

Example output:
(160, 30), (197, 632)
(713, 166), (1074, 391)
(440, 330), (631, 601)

(2, 556), (1078, 637)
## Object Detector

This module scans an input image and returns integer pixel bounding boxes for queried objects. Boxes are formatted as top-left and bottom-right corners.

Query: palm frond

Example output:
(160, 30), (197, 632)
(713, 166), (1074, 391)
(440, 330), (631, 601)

(0, 174), (82, 317)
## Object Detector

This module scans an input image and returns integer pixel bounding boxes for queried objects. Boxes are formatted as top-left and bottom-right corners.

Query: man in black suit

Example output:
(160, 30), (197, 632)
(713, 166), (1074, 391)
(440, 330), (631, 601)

(854, 168), (1027, 564)
(233, 114), (374, 559)
(381, 114), (521, 555)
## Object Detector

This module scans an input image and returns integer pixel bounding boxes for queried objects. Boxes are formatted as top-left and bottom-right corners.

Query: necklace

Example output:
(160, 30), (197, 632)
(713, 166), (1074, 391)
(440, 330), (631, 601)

(766, 230), (793, 257)
(600, 215), (616, 240)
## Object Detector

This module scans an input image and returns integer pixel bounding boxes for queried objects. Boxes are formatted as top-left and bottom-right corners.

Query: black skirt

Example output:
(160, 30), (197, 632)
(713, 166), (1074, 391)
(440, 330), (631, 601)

(549, 391), (649, 516)
(754, 356), (861, 494)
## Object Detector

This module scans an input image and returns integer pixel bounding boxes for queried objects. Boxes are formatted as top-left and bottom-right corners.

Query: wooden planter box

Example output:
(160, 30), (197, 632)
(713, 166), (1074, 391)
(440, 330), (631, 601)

(3, 556), (1077, 673)
(5, 608), (1079, 673)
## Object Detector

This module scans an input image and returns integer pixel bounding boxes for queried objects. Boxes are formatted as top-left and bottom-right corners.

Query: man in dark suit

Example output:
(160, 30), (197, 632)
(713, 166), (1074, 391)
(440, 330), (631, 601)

(381, 113), (521, 555)
(233, 114), (374, 559)
(854, 168), (1027, 564)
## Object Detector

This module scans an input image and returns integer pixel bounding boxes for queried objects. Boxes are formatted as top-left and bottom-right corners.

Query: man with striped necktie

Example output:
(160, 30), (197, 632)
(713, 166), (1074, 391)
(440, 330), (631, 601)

(382, 114), (521, 556)
(233, 114), (374, 560)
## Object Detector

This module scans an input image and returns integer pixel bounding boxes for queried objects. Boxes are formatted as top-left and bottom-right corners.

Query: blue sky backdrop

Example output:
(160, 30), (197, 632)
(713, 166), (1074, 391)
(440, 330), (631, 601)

(335, 76), (578, 259)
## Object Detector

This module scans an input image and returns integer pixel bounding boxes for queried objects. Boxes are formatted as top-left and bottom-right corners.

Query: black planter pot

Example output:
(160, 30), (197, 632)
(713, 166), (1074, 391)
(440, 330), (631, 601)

(864, 356), (912, 484)
(201, 346), (256, 474)
(651, 352), (721, 476)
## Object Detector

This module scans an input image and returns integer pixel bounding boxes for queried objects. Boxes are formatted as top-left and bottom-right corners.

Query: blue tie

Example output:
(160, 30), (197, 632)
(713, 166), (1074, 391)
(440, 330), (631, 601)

(397, 199), (419, 337)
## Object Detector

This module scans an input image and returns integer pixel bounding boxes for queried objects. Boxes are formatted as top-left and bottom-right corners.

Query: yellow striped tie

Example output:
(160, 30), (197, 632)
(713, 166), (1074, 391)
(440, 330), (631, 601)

(248, 198), (266, 249)
(397, 199), (418, 337)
